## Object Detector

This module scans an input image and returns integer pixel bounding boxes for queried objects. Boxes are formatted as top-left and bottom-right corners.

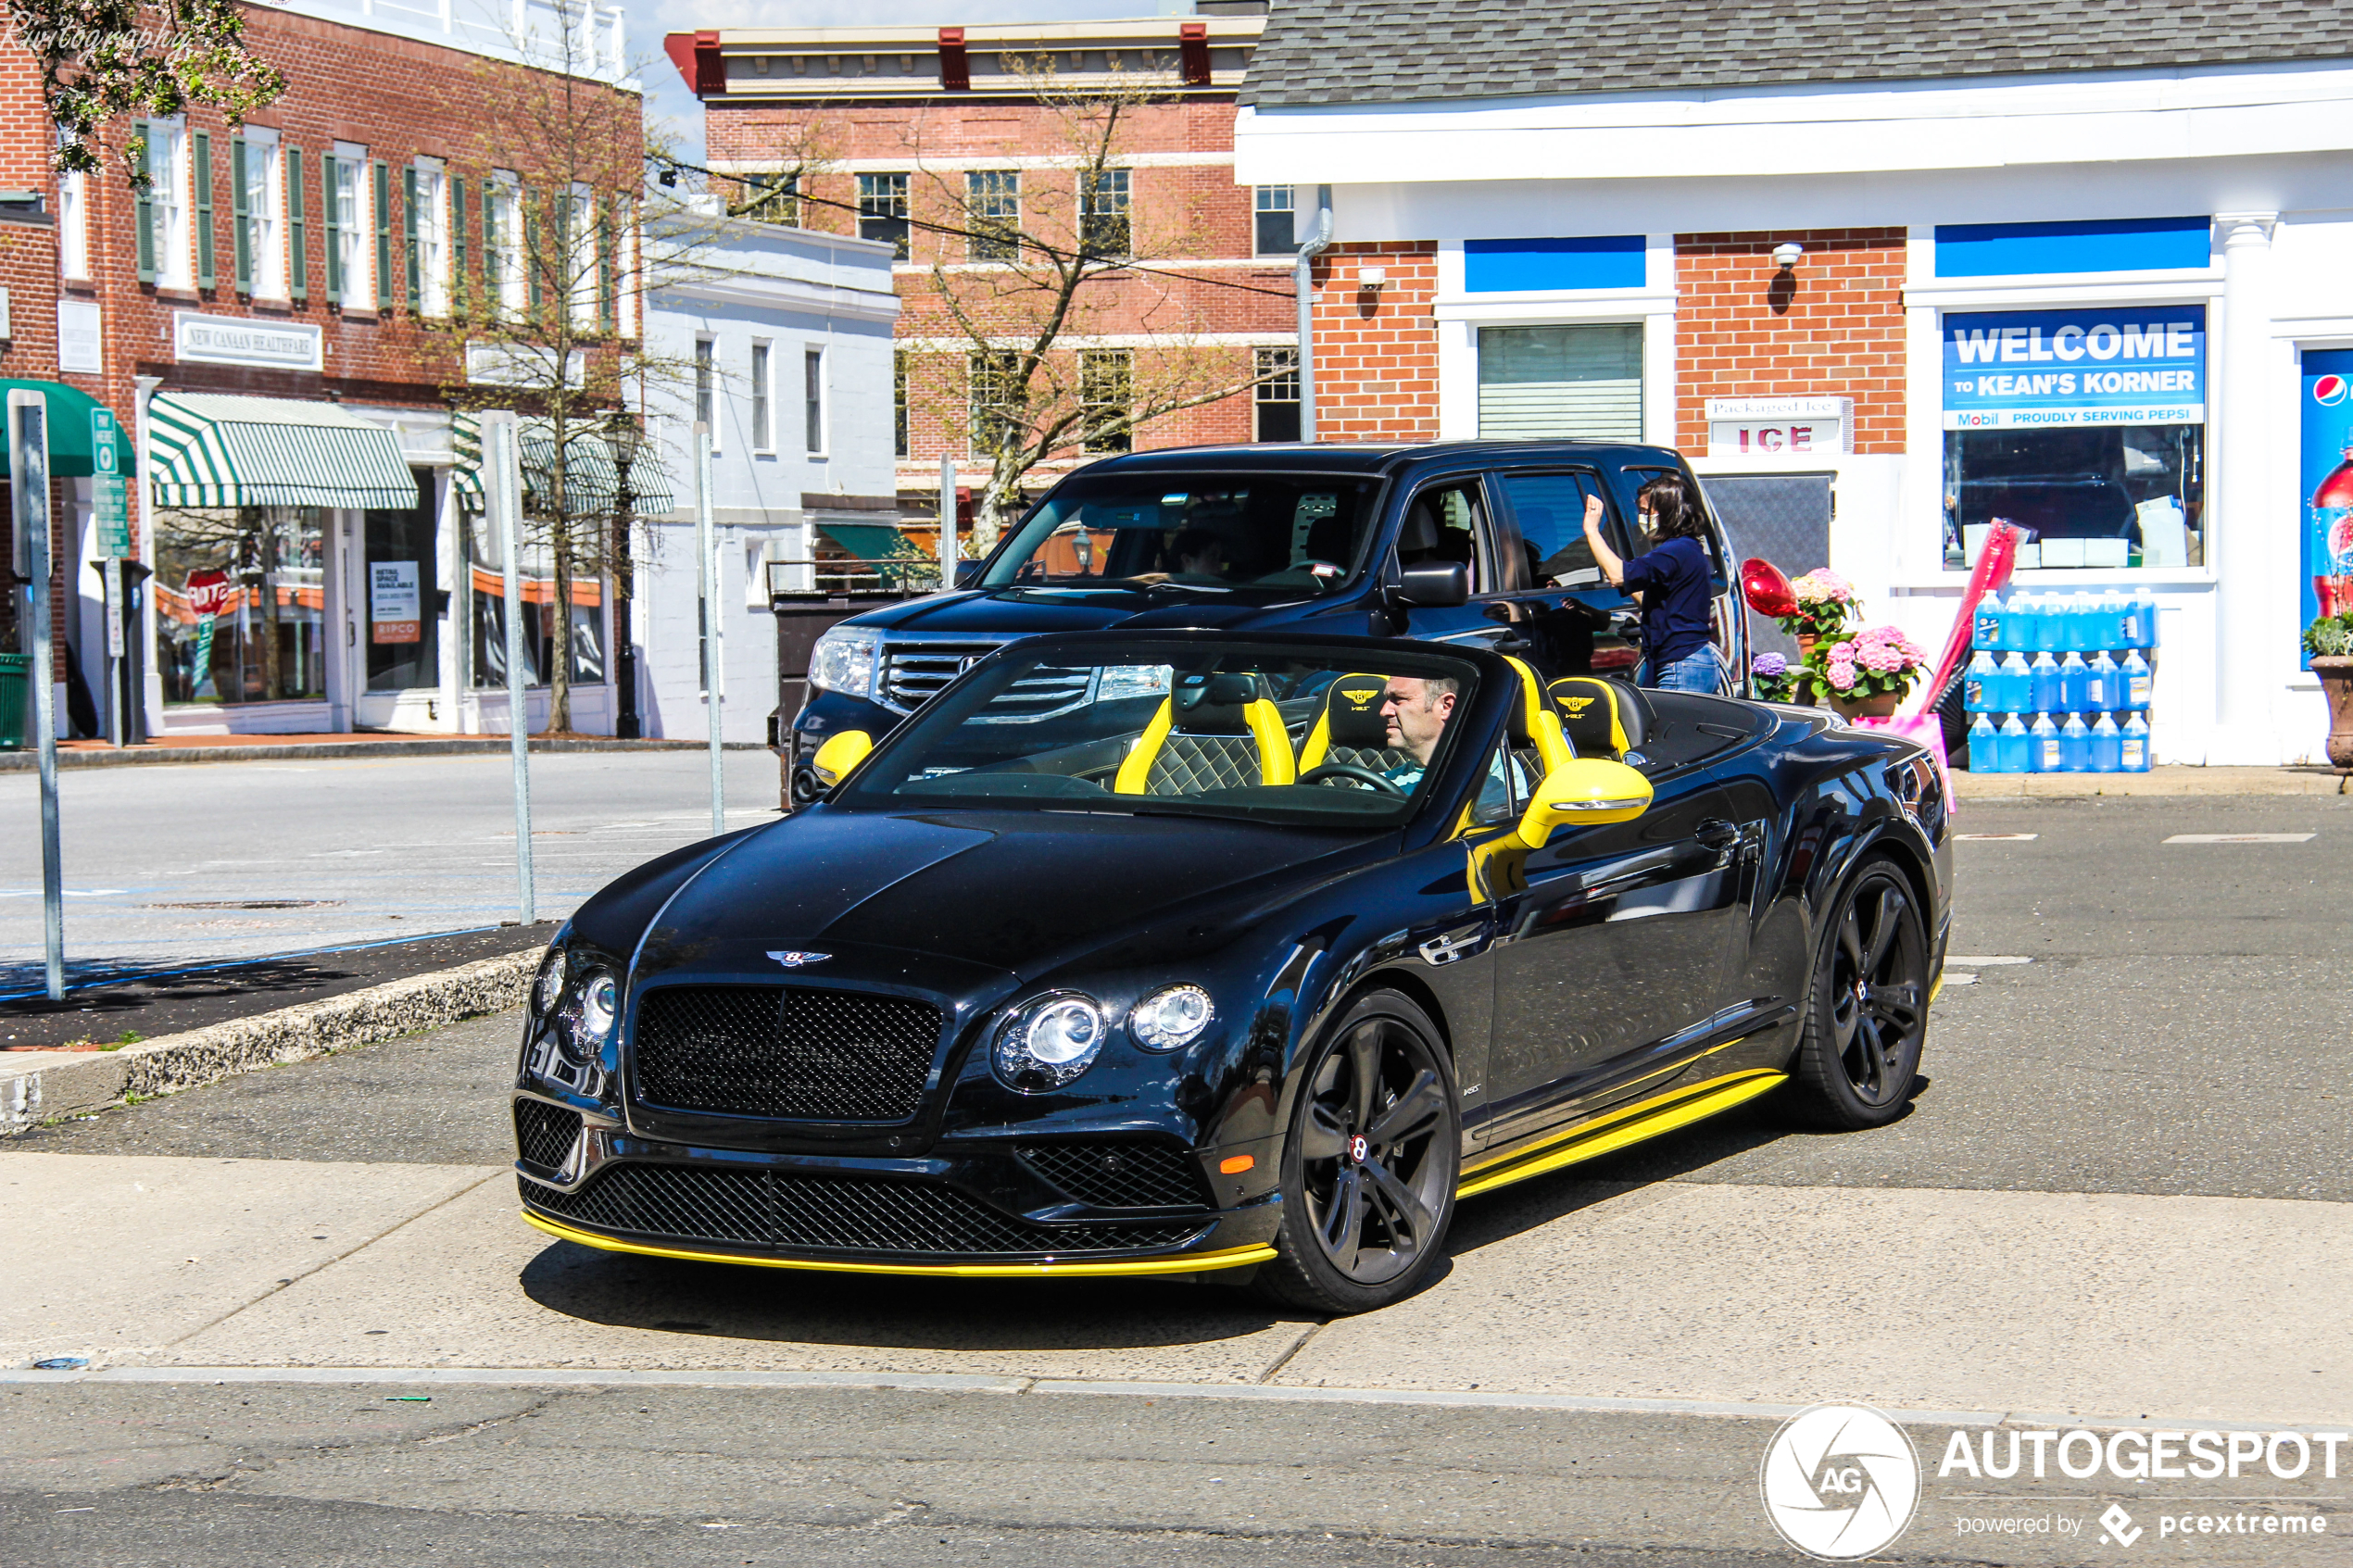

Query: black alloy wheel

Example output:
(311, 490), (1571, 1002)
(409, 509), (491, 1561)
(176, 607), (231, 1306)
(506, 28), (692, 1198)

(1259, 990), (1460, 1313)
(1786, 858), (1930, 1129)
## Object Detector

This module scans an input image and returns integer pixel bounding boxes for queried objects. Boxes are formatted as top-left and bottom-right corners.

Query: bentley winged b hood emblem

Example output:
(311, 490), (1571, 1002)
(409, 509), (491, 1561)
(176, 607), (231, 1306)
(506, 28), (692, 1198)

(766, 950), (830, 969)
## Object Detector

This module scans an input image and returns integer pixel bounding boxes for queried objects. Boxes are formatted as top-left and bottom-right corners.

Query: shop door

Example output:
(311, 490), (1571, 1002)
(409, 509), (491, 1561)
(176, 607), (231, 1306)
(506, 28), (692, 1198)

(1699, 472), (1831, 665)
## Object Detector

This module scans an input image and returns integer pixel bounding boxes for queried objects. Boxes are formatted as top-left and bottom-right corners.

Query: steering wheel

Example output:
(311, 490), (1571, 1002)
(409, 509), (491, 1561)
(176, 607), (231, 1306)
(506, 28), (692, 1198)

(1299, 762), (1405, 796)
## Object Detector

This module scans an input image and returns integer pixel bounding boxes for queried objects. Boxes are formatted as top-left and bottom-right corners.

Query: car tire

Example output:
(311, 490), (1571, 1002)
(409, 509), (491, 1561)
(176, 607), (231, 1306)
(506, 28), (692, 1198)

(1256, 990), (1461, 1315)
(1782, 856), (1930, 1130)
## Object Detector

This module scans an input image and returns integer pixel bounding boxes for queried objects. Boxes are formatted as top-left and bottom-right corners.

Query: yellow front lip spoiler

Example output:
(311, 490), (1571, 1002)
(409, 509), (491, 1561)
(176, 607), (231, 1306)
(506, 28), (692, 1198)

(522, 1209), (1277, 1278)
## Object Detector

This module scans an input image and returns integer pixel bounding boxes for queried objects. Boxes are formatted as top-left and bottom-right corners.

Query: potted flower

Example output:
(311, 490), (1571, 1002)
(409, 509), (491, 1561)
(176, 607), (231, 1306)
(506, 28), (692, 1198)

(1748, 651), (1803, 703)
(1810, 623), (1928, 720)
(2306, 613), (2353, 769)
(1782, 570), (1861, 660)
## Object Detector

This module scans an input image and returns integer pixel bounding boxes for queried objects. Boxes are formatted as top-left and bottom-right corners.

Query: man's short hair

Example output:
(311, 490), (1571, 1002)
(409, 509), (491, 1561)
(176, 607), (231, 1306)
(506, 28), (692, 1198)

(1421, 674), (1462, 705)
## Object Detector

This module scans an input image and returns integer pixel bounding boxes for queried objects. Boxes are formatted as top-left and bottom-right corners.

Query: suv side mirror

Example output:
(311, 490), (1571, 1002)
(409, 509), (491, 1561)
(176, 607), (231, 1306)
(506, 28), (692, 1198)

(1396, 560), (1469, 608)
(1517, 759), (1653, 847)
(953, 560), (982, 589)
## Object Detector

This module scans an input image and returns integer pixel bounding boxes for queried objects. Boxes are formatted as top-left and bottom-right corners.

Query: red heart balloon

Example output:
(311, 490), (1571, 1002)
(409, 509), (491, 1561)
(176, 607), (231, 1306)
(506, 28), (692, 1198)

(1741, 557), (1796, 619)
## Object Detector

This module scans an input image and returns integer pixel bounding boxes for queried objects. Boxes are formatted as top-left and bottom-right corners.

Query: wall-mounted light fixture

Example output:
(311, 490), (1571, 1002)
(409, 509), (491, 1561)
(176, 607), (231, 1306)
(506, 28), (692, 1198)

(1771, 242), (1804, 270)
(1358, 266), (1390, 290)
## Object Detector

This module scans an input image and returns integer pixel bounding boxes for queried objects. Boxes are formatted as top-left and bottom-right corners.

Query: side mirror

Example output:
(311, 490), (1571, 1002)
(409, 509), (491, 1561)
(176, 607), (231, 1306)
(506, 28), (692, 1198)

(953, 560), (983, 589)
(809, 730), (874, 790)
(1517, 759), (1653, 847)
(1396, 560), (1469, 608)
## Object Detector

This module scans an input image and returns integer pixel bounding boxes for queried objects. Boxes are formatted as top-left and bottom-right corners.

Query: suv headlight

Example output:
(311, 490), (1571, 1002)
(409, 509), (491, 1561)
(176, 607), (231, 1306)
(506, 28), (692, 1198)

(1129, 985), (1214, 1051)
(809, 626), (881, 700)
(992, 991), (1107, 1093)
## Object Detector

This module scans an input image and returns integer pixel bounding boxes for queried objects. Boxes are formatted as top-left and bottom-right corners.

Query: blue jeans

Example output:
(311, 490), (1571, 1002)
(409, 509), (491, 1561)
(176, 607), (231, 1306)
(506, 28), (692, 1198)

(1640, 646), (1723, 695)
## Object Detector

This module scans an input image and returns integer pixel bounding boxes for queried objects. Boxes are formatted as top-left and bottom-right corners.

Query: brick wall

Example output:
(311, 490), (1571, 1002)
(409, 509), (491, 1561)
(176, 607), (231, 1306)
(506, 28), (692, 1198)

(1675, 228), (1906, 454)
(1305, 241), (1440, 444)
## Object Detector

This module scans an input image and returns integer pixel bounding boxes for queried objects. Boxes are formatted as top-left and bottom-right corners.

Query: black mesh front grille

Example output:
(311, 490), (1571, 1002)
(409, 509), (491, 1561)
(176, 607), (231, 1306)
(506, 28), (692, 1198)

(1017, 1142), (1213, 1210)
(634, 985), (943, 1122)
(513, 1099), (583, 1171)
(521, 1167), (1206, 1258)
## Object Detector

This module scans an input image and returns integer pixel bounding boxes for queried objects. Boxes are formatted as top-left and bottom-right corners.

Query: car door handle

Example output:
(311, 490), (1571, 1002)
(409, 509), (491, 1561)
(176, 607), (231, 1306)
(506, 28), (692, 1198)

(1694, 819), (1739, 850)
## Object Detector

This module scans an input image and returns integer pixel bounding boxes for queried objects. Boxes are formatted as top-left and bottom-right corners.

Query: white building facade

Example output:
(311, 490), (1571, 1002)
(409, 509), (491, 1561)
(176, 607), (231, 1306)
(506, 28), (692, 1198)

(635, 215), (900, 744)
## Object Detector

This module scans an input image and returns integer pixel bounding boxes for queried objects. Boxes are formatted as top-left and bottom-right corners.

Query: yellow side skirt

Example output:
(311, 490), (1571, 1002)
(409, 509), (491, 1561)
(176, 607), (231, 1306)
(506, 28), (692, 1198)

(522, 1209), (1277, 1278)
(1455, 1068), (1789, 1200)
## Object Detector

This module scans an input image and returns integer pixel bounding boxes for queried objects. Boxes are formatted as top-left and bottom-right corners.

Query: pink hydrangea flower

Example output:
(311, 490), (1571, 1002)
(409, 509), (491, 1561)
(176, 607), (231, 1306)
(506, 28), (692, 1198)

(1792, 570), (1855, 604)
(1825, 659), (1856, 691)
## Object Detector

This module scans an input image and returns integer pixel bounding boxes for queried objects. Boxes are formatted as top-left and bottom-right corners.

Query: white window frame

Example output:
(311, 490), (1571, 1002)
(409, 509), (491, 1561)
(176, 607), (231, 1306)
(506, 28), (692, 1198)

(413, 155), (448, 317)
(749, 339), (774, 453)
(151, 118), (192, 289)
(695, 335), (721, 453)
(488, 171), (523, 319)
(58, 167), (90, 280)
(803, 345), (827, 458)
(332, 140), (369, 309)
(244, 125), (284, 300)
(1252, 184), (1296, 257)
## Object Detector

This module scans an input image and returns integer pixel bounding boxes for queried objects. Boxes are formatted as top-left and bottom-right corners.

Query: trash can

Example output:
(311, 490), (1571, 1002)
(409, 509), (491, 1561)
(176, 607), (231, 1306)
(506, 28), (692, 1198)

(0, 652), (29, 750)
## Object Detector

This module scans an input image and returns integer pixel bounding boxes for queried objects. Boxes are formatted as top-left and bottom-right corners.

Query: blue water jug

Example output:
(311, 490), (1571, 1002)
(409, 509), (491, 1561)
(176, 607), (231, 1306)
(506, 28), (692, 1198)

(2058, 651), (2091, 711)
(1996, 652), (2032, 712)
(1964, 651), (1998, 710)
(2099, 592), (2131, 651)
(2090, 712), (2123, 772)
(2033, 595), (2068, 652)
(2029, 713), (2060, 772)
(1998, 714), (2031, 773)
(2085, 650), (2120, 711)
(2121, 713), (2152, 771)
(2059, 713), (2092, 771)
(1969, 711), (2000, 770)
(2121, 650), (2153, 709)
(1973, 594), (2007, 651)
(2029, 652), (2061, 711)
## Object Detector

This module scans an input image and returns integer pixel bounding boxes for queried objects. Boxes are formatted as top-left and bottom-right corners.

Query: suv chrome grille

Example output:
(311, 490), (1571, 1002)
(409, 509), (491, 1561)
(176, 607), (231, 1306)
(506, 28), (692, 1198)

(879, 640), (1093, 718)
(634, 985), (943, 1122)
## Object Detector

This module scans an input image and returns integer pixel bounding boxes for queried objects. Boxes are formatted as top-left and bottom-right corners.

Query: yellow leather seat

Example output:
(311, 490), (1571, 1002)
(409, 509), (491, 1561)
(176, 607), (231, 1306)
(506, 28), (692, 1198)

(1504, 656), (1578, 773)
(1114, 671), (1298, 795)
(1296, 672), (1412, 775)
(1546, 675), (1648, 762)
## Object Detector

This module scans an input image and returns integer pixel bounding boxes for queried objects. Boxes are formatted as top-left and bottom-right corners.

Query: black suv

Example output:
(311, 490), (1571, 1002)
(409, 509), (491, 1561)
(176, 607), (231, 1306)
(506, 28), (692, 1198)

(785, 440), (1747, 804)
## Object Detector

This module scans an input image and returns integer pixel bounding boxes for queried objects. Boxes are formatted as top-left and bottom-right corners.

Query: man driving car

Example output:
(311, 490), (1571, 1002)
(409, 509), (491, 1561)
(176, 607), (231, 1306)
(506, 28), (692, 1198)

(1378, 675), (1459, 790)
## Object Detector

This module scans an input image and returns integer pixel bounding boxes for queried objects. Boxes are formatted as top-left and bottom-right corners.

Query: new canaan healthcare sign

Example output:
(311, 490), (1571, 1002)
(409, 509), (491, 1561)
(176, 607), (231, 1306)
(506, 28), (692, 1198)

(1942, 307), (2205, 430)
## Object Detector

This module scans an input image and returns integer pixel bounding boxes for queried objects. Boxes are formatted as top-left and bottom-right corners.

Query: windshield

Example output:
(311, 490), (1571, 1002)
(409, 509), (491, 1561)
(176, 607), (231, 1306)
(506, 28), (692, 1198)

(980, 473), (1382, 596)
(833, 641), (1482, 828)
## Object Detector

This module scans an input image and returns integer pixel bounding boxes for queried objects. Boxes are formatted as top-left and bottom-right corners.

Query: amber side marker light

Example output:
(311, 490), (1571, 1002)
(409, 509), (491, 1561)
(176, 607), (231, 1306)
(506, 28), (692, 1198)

(1219, 1155), (1254, 1174)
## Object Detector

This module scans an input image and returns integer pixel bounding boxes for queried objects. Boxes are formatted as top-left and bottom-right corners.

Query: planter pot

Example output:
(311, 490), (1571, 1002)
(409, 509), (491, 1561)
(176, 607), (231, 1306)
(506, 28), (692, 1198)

(2316, 656), (2353, 769)
(1831, 690), (1902, 720)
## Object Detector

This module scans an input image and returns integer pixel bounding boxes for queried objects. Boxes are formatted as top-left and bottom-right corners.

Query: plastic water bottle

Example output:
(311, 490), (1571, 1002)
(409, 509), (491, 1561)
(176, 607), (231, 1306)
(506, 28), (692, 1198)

(1996, 651), (2032, 712)
(2058, 650), (2091, 711)
(2086, 650), (2120, 711)
(1998, 714), (2031, 773)
(2121, 713), (2152, 771)
(2033, 595), (2068, 652)
(1969, 711), (2000, 770)
(1964, 651), (1998, 710)
(1972, 594), (2005, 650)
(2099, 591), (2130, 651)
(2059, 713), (2091, 771)
(2121, 650), (2153, 709)
(2070, 593), (2102, 651)
(2090, 712), (2123, 772)
(2029, 713), (2061, 772)
(2029, 652), (2061, 712)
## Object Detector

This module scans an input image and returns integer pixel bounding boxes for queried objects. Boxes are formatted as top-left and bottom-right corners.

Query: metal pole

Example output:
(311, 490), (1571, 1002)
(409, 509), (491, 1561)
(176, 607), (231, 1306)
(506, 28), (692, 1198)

(938, 453), (957, 589)
(487, 413), (535, 924)
(10, 391), (64, 999)
(697, 426), (722, 836)
(1293, 184), (1333, 443)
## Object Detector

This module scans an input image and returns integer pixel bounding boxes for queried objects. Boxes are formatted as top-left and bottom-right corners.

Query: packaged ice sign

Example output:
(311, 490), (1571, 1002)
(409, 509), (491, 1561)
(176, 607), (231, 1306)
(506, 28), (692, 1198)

(370, 559), (422, 645)
(1941, 307), (2205, 429)
(1705, 396), (1852, 458)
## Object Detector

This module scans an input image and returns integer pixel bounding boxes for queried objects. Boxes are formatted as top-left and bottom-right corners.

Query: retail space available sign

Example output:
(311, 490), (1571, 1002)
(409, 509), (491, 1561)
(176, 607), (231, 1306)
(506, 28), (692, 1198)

(1942, 307), (2205, 429)
(2300, 348), (2353, 668)
(91, 408), (130, 558)
(369, 560), (422, 644)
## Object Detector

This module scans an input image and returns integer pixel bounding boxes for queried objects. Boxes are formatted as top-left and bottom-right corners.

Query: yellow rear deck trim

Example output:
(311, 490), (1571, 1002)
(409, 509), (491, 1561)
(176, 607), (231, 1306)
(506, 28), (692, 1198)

(522, 1210), (1277, 1278)
(1455, 1068), (1788, 1199)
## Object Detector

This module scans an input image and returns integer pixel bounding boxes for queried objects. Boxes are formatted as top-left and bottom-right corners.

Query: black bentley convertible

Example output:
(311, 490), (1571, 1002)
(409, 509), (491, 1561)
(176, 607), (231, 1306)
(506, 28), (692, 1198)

(516, 631), (1951, 1312)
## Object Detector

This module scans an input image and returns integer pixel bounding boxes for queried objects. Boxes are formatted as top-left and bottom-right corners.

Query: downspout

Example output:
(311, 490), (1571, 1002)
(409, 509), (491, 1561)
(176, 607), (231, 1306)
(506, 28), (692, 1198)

(1292, 184), (1332, 442)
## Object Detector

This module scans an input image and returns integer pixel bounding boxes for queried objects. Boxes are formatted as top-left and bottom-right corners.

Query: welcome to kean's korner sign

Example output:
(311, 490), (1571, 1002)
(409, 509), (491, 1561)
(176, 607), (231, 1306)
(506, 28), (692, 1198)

(173, 311), (324, 372)
(1943, 307), (2204, 430)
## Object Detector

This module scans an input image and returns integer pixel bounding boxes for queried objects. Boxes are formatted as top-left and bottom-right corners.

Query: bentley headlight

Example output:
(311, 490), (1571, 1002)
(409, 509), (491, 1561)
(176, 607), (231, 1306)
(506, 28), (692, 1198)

(992, 991), (1107, 1092)
(556, 970), (619, 1064)
(535, 947), (568, 1014)
(808, 625), (881, 699)
(1129, 985), (1214, 1051)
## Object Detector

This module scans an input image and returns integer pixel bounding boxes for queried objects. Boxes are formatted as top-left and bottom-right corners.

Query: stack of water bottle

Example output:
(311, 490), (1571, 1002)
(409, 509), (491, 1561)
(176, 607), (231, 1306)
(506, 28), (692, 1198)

(1963, 592), (2158, 773)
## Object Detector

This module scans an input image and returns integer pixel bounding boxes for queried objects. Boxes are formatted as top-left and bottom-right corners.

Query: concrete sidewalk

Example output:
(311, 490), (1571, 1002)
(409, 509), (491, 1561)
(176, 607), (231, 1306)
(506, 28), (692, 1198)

(1951, 763), (2348, 798)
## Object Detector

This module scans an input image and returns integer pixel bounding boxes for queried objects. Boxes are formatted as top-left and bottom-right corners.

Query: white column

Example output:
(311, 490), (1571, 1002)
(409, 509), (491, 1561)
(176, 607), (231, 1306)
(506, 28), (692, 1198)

(2212, 212), (2278, 764)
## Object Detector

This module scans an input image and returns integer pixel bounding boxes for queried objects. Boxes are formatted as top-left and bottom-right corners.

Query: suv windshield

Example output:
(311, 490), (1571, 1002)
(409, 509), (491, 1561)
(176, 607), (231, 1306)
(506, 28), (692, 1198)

(981, 473), (1382, 596)
(834, 641), (1481, 828)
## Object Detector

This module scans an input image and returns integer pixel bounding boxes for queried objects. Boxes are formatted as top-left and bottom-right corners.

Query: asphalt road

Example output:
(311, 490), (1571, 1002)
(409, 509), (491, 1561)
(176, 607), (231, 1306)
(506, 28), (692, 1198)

(0, 750), (783, 996)
(6, 795), (2349, 1568)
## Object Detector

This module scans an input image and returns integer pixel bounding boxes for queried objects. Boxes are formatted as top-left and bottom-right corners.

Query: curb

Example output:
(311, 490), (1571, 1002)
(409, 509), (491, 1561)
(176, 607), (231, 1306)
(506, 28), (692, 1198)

(0, 738), (772, 771)
(0, 949), (537, 1133)
(1950, 765), (2350, 800)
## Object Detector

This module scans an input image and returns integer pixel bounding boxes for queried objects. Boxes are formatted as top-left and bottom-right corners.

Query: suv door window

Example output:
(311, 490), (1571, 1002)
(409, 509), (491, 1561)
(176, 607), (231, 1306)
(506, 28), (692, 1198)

(1498, 470), (1629, 589)
(1396, 479), (1495, 595)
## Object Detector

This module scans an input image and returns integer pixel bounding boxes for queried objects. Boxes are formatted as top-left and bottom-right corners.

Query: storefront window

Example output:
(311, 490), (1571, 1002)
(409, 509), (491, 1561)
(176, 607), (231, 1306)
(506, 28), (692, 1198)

(467, 512), (606, 688)
(1478, 324), (1642, 443)
(365, 471), (439, 691)
(1941, 307), (2206, 569)
(157, 507), (327, 705)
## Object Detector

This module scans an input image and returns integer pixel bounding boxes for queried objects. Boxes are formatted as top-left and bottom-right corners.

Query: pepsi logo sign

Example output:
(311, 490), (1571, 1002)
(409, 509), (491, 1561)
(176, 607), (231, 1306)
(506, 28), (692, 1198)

(2315, 375), (2349, 406)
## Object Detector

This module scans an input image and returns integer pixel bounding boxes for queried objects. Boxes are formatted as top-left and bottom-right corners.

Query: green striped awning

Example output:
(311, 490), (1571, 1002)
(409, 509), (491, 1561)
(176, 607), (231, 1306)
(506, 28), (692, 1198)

(450, 410), (674, 516)
(147, 393), (418, 510)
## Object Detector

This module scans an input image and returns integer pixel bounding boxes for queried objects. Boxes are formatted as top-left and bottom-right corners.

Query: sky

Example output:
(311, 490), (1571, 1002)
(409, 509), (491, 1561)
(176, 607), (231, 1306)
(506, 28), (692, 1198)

(621, 0), (1175, 165)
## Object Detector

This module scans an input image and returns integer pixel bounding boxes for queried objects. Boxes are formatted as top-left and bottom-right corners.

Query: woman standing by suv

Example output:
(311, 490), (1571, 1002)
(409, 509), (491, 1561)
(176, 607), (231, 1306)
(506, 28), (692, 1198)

(1580, 473), (1723, 695)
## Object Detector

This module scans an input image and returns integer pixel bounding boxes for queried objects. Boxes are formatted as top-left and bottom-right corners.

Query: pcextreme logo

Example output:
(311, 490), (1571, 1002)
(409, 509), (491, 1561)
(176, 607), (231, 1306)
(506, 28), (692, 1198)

(1759, 1404), (1922, 1560)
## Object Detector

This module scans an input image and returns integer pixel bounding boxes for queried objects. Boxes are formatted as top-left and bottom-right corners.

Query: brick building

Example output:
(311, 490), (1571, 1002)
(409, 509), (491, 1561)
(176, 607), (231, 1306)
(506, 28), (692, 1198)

(1240, 0), (2353, 765)
(666, 1), (1295, 534)
(4, 0), (648, 740)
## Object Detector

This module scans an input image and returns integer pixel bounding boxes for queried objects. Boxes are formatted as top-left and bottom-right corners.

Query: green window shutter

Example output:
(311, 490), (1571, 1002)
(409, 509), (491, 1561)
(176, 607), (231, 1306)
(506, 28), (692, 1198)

(134, 120), (155, 283)
(194, 130), (214, 287)
(321, 153), (340, 299)
(404, 166), (421, 310)
(231, 137), (250, 292)
(287, 147), (307, 300)
(525, 190), (542, 310)
(373, 160), (392, 310)
(597, 204), (614, 332)
(450, 174), (468, 295)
